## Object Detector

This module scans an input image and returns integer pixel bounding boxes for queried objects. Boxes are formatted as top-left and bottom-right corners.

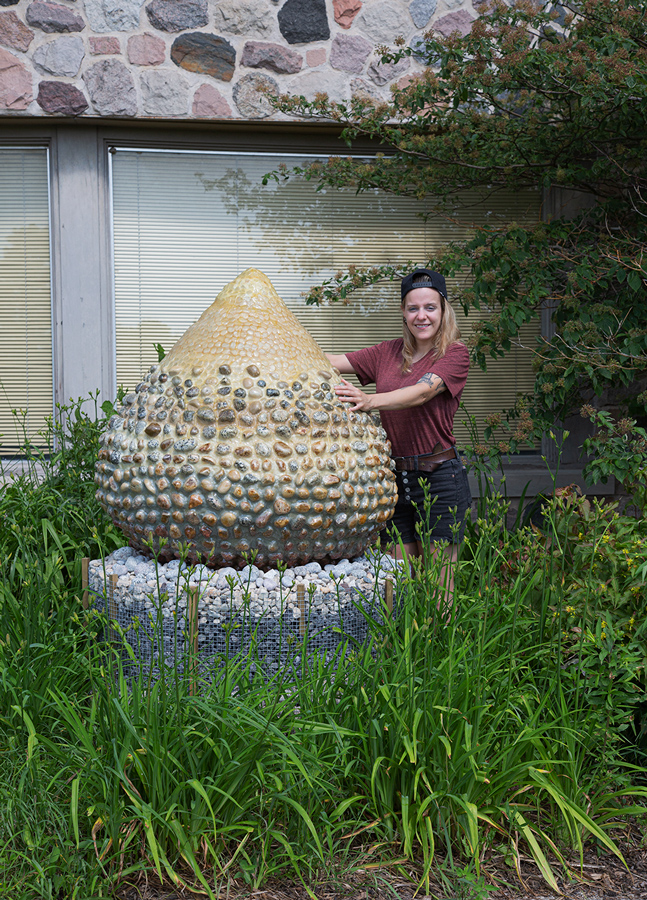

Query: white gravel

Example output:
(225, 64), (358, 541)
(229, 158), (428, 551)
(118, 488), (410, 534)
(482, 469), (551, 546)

(88, 546), (404, 672)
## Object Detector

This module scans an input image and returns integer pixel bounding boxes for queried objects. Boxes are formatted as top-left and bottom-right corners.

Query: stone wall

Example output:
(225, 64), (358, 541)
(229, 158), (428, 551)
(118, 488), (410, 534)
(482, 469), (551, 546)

(0, 0), (478, 119)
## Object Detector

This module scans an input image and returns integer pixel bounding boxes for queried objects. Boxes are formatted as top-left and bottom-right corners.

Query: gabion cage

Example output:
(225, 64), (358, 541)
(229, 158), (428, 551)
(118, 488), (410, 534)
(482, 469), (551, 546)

(87, 547), (402, 681)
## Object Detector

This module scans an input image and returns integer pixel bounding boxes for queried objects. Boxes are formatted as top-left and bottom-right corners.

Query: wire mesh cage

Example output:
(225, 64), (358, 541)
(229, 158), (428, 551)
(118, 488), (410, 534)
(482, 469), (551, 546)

(86, 548), (402, 682)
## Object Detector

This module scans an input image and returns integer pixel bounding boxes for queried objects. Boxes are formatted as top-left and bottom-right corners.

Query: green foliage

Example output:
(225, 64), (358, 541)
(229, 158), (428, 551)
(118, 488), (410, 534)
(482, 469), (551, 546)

(1, 397), (647, 896)
(488, 484), (647, 763)
(268, 0), (647, 431)
(581, 407), (647, 509)
(520, 486), (647, 628)
(0, 393), (122, 588)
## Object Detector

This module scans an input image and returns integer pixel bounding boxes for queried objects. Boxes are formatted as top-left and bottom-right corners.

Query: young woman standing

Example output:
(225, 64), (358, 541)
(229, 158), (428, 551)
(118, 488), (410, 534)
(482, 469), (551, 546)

(325, 269), (471, 596)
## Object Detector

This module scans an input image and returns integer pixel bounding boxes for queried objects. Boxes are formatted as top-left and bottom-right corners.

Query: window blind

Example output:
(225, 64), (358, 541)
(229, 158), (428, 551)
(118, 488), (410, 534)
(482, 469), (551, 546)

(0, 148), (52, 454)
(111, 149), (540, 445)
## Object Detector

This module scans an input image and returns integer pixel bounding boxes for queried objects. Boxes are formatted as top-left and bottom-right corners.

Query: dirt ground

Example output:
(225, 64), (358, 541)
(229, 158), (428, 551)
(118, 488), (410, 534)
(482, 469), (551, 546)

(114, 844), (647, 900)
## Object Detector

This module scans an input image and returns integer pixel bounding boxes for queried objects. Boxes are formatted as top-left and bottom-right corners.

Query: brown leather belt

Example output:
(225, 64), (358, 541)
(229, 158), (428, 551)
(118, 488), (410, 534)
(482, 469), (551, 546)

(393, 444), (458, 473)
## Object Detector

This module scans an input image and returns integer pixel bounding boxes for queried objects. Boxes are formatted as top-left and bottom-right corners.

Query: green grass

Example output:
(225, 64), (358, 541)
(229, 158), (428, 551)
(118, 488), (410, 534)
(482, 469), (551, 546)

(1, 398), (647, 899)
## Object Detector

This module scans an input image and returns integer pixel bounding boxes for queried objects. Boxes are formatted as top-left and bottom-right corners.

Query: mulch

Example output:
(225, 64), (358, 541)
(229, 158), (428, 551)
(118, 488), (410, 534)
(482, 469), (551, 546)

(113, 843), (647, 900)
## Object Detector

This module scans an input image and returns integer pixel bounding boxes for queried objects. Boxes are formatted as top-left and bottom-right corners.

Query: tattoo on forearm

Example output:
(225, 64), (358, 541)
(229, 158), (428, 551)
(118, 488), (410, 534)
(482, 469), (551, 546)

(417, 373), (445, 396)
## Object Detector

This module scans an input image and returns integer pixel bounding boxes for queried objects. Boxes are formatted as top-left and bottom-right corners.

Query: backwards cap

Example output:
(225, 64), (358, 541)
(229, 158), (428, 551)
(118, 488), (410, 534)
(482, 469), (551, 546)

(400, 268), (447, 302)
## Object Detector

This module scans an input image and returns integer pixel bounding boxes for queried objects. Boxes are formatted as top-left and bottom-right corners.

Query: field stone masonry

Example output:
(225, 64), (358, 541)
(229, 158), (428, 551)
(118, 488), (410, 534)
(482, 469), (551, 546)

(95, 268), (398, 570)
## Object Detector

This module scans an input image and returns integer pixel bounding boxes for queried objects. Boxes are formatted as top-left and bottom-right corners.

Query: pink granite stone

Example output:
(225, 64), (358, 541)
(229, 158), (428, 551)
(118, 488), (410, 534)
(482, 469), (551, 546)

(37, 79), (88, 114)
(333, 0), (361, 29)
(25, 1), (85, 33)
(192, 82), (232, 117)
(242, 40), (302, 74)
(395, 72), (422, 90)
(128, 32), (165, 65)
(89, 36), (120, 55)
(434, 10), (474, 37)
(0, 11), (34, 52)
(0, 46), (31, 108)
(330, 33), (371, 74)
(306, 47), (325, 67)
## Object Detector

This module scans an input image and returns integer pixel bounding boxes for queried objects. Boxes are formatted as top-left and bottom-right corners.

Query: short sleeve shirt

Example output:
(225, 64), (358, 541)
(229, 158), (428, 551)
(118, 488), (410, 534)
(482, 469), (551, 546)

(346, 340), (469, 458)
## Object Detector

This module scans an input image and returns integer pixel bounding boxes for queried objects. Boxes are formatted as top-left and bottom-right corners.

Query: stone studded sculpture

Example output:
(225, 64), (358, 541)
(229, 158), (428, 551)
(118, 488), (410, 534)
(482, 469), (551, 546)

(96, 268), (397, 569)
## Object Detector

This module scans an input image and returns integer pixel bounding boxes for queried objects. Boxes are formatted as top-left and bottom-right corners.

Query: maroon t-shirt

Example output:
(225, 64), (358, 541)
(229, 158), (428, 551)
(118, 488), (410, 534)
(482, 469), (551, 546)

(346, 340), (469, 458)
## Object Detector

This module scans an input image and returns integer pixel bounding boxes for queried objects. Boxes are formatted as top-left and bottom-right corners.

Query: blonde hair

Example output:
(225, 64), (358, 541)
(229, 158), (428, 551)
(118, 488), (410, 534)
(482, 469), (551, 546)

(401, 287), (462, 374)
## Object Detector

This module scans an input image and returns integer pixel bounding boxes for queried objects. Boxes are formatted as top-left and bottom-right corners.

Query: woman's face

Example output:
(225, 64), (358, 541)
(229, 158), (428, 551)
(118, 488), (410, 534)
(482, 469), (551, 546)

(402, 287), (444, 345)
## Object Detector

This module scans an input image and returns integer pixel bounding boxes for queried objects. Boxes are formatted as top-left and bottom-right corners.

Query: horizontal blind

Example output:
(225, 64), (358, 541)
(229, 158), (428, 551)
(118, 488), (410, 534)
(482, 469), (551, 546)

(112, 149), (540, 445)
(0, 148), (52, 454)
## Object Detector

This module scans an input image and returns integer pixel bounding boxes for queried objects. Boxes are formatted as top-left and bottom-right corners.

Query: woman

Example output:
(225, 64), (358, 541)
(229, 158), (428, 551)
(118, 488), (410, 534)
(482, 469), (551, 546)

(325, 268), (471, 593)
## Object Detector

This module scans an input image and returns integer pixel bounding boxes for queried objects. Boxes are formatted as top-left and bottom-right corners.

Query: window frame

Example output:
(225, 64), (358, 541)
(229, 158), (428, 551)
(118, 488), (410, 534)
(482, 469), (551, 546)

(0, 142), (55, 454)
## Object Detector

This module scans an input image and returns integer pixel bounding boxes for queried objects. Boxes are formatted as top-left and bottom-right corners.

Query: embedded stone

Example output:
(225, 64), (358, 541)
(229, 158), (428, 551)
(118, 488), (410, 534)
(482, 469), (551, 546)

(37, 79), (88, 113)
(89, 36), (120, 54)
(141, 68), (189, 115)
(409, 33), (437, 64)
(233, 72), (277, 118)
(0, 0), (19, 6)
(350, 77), (381, 101)
(287, 68), (347, 101)
(330, 34), (371, 74)
(0, 11), (34, 52)
(96, 268), (396, 569)
(434, 10), (474, 37)
(367, 55), (409, 86)
(84, 58), (136, 114)
(128, 32), (165, 65)
(278, 0), (329, 45)
(146, 0), (207, 32)
(86, 0), (146, 33)
(171, 33), (235, 82)
(306, 47), (325, 67)
(0, 46), (31, 108)
(357, 2), (409, 44)
(273, 441), (292, 457)
(241, 41), (302, 75)
(25, 2), (85, 33)
(33, 34), (84, 77)
(214, 0), (273, 36)
(333, 0), (361, 29)
(409, 0), (436, 28)
(192, 83), (232, 117)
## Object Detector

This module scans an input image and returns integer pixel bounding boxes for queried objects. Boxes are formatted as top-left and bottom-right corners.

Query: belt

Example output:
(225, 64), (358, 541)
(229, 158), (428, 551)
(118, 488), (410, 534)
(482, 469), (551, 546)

(393, 444), (458, 473)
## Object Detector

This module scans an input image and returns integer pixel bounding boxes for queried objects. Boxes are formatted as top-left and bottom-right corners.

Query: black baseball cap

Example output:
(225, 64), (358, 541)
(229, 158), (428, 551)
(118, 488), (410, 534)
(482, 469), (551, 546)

(400, 268), (447, 302)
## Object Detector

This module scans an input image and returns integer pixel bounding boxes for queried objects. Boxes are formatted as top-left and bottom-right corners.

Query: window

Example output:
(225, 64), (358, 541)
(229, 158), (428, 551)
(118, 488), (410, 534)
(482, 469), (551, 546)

(111, 148), (539, 443)
(0, 148), (53, 454)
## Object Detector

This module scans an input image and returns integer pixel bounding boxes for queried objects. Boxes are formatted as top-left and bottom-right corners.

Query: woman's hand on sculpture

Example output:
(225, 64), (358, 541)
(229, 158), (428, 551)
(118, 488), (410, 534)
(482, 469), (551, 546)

(334, 379), (373, 411)
(335, 373), (446, 412)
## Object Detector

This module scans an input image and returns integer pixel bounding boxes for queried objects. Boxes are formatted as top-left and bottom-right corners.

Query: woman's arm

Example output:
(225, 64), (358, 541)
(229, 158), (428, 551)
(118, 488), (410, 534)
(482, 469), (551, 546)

(325, 352), (357, 375)
(334, 372), (446, 412)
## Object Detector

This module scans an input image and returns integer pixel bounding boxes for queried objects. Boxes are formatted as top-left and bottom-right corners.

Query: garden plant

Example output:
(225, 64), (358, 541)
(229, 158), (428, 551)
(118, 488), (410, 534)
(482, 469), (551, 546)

(0, 397), (646, 899)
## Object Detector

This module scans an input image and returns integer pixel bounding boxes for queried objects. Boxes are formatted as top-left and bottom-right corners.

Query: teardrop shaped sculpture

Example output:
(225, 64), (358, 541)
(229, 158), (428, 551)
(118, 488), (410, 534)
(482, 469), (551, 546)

(95, 268), (397, 568)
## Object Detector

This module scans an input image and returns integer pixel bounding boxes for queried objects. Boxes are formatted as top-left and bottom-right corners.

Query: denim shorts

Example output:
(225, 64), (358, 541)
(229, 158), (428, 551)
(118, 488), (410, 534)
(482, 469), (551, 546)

(388, 457), (472, 545)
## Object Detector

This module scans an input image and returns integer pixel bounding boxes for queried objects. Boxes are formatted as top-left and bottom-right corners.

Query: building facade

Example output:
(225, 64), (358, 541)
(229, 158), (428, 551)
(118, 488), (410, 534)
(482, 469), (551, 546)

(0, 0), (597, 496)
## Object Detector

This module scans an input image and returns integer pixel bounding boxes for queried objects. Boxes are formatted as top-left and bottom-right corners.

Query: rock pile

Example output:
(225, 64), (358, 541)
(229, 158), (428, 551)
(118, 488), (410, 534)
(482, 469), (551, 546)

(88, 544), (404, 677)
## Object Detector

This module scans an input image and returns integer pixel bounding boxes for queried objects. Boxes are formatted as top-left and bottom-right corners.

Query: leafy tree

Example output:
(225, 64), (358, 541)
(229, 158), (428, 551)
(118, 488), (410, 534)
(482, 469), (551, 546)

(268, 0), (647, 463)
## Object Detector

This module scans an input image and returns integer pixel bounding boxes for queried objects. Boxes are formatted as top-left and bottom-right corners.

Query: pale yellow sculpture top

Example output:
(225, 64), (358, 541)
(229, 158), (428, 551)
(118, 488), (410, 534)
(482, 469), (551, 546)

(164, 268), (332, 381)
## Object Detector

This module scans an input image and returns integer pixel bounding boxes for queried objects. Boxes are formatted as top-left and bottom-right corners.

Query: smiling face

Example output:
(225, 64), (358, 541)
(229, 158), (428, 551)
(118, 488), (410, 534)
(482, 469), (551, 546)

(402, 286), (444, 350)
